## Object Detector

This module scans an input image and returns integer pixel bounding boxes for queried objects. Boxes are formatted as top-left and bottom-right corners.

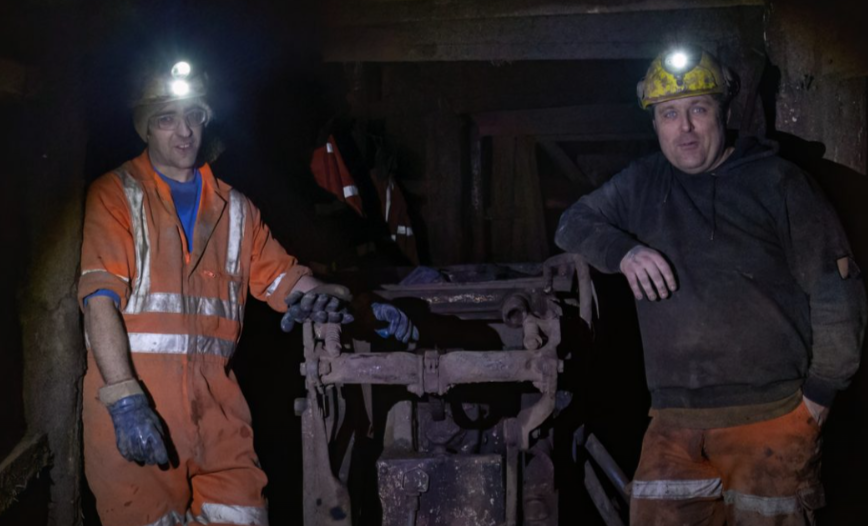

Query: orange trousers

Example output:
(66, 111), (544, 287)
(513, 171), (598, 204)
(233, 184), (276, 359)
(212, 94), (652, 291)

(83, 353), (268, 526)
(630, 399), (823, 526)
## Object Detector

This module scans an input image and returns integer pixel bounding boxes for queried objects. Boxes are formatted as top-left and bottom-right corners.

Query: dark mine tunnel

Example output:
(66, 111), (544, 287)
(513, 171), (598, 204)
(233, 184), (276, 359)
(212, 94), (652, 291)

(2, 1), (868, 526)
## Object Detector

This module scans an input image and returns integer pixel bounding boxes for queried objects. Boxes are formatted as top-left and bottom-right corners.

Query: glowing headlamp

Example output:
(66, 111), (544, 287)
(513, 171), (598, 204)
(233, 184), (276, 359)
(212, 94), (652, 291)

(170, 79), (189, 96)
(171, 61), (191, 77)
(169, 61), (192, 97)
(662, 49), (699, 76)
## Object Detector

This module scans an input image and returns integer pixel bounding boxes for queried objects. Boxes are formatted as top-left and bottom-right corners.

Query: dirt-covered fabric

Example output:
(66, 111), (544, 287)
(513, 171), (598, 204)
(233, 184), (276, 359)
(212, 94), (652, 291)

(555, 136), (866, 412)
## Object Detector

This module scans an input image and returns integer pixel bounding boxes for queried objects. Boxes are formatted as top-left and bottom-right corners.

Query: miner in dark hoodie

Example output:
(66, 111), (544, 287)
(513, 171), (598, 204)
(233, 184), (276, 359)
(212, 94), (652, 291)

(555, 47), (866, 525)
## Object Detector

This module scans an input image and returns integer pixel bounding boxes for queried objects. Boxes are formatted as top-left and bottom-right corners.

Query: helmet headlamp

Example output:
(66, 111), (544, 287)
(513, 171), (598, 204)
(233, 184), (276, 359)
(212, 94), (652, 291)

(667, 52), (689, 71)
(132, 59), (213, 142)
(171, 61), (191, 78)
(636, 46), (737, 110)
(662, 49), (700, 83)
(169, 61), (192, 96)
(170, 79), (190, 96)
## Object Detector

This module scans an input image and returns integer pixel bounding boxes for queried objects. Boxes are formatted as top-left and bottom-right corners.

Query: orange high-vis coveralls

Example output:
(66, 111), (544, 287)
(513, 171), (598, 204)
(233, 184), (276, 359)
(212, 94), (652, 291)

(78, 150), (311, 526)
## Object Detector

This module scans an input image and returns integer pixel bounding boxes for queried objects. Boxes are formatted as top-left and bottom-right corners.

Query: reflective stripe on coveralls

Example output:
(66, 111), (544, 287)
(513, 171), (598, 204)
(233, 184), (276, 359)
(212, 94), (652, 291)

(723, 491), (801, 517)
(142, 510), (184, 526)
(632, 481), (802, 518)
(226, 189), (246, 275)
(119, 168), (153, 315)
(117, 170), (248, 357)
(631, 478), (722, 499)
(264, 273), (285, 297)
(127, 333), (237, 357)
(188, 503), (268, 525)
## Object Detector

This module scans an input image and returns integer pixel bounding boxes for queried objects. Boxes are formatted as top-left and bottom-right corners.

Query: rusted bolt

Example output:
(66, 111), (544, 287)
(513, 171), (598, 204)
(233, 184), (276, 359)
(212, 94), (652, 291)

(319, 361), (332, 375)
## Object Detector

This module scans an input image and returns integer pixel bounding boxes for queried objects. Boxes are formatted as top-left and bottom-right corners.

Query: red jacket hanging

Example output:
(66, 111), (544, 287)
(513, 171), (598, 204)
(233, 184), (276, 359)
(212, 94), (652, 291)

(310, 135), (364, 216)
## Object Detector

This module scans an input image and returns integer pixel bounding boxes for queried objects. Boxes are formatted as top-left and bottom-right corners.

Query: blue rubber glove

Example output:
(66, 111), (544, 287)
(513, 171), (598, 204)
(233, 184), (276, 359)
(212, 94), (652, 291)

(371, 302), (419, 343)
(281, 284), (354, 332)
(107, 394), (169, 465)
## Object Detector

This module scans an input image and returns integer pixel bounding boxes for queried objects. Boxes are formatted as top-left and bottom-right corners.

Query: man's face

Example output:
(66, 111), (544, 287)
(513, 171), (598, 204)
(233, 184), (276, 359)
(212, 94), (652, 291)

(652, 94), (727, 174)
(146, 100), (206, 177)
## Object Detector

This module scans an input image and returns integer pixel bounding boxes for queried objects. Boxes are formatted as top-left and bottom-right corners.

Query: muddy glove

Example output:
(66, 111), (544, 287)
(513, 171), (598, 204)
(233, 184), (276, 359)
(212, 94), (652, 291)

(371, 302), (419, 343)
(107, 394), (169, 465)
(281, 283), (354, 332)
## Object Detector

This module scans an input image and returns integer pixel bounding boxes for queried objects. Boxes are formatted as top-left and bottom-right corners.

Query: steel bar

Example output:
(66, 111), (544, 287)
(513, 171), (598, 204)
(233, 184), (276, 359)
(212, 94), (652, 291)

(319, 350), (556, 396)
(586, 434), (632, 505)
(438, 351), (546, 387)
(320, 352), (420, 387)
(301, 389), (352, 525)
(584, 461), (626, 526)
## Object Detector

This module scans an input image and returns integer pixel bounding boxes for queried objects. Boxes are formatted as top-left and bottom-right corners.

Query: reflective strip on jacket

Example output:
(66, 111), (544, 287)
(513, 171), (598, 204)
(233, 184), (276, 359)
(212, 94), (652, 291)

(78, 150), (311, 360)
(372, 174), (419, 265)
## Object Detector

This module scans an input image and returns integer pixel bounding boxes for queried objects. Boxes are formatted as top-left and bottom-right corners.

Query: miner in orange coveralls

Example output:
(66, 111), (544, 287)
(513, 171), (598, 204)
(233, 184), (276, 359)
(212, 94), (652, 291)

(78, 60), (417, 526)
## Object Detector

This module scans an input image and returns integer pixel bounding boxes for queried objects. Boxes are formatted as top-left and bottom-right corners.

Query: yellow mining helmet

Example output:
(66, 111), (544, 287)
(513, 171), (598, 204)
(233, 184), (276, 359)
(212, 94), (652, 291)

(636, 47), (737, 109)
(132, 60), (213, 141)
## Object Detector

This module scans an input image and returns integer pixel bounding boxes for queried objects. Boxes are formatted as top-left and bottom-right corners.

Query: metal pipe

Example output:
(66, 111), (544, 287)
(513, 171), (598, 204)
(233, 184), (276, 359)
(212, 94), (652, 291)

(318, 350), (552, 394)
(583, 461), (626, 526)
(320, 352), (420, 386)
(438, 351), (543, 386)
(585, 433), (631, 504)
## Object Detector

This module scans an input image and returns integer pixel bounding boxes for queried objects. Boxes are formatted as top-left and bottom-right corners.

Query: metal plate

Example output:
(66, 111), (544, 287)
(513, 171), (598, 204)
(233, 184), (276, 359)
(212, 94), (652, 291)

(377, 454), (505, 526)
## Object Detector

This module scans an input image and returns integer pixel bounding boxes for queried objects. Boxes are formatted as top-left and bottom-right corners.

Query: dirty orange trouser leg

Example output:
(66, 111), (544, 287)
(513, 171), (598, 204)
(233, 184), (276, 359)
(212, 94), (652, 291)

(83, 353), (269, 526)
(630, 400), (823, 526)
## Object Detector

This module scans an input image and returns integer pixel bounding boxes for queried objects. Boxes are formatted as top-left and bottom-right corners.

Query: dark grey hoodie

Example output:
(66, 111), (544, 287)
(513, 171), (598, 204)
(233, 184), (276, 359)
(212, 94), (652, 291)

(555, 137), (866, 410)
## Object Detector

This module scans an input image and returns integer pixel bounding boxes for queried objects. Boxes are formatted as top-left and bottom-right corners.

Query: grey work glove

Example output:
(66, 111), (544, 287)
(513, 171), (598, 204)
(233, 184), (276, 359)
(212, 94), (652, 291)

(281, 283), (354, 332)
(371, 302), (419, 343)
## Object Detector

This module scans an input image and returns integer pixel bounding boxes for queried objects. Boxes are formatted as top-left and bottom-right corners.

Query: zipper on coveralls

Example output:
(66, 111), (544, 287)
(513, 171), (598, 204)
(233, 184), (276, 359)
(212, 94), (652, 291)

(177, 225), (191, 265)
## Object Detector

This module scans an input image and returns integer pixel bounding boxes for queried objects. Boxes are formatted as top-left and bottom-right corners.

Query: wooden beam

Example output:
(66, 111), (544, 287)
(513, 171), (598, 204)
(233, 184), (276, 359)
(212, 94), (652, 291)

(544, 133), (657, 142)
(489, 136), (548, 262)
(323, 6), (764, 62)
(424, 104), (467, 265)
(538, 141), (597, 191)
(473, 104), (652, 138)
(326, 0), (766, 27)
(0, 434), (50, 515)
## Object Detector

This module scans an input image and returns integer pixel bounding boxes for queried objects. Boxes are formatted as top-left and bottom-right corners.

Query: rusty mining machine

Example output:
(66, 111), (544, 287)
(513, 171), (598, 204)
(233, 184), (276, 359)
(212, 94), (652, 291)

(295, 262), (632, 526)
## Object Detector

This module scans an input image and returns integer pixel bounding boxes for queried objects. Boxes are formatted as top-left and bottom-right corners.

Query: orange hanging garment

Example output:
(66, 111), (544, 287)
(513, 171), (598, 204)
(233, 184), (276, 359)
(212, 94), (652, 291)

(310, 135), (364, 216)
